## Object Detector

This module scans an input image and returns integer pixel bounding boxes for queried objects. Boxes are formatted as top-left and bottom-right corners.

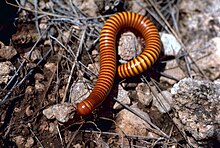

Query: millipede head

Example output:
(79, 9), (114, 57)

(77, 101), (93, 116)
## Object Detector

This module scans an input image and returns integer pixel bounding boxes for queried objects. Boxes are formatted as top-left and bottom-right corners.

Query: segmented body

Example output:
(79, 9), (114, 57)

(77, 12), (161, 116)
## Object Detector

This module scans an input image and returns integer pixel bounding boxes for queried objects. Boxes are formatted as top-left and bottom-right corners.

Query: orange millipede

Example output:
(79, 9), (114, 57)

(77, 12), (161, 116)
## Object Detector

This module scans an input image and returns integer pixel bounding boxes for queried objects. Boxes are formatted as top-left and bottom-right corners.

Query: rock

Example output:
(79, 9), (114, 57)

(25, 86), (34, 95)
(95, 0), (124, 14)
(159, 33), (185, 85)
(12, 24), (39, 49)
(25, 105), (33, 117)
(160, 32), (181, 56)
(44, 62), (56, 72)
(91, 49), (99, 62)
(43, 103), (75, 123)
(113, 85), (130, 110)
(179, 0), (208, 13)
(88, 62), (99, 81)
(39, 0), (46, 10)
(128, 0), (146, 15)
(29, 49), (42, 62)
(35, 80), (45, 92)
(118, 32), (142, 61)
(24, 137), (34, 148)
(49, 122), (57, 134)
(179, 0), (220, 42)
(39, 121), (49, 132)
(0, 61), (15, 85)
(212, 37), (220, 57)
(152, 91), (173, 113)
(0, 41), (17, 60)
(171, 78), (220, 146)
(39, 16), (48, 31)
(115, 106), (152, 136)
(159, 61), (185, 85)
(180, 0), (220, 16)
(70, 80), (90, 104)
(136, 83), (153, 106)
(73, 0), (98, 17)
(12, 135), (25, 147)
(189, 37), (220, 80)
(34, 73), (44, 81)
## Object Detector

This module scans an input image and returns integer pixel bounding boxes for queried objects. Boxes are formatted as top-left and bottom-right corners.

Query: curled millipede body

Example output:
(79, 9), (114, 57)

(77, 12), (161, 116)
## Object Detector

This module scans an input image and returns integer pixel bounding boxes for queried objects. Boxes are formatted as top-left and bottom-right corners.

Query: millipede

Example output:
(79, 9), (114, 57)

(77, 12), (161, 116)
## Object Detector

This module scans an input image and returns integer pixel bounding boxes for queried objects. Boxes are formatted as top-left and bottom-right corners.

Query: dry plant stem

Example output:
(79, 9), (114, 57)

(99, 117), (171, 146)
(78, 61), (98, 78)
(40, 61), (57, 106)
(86, 49), (100, 74)
(62, 26), (87, 103)
(62, 60), (76, 103)
(19, 48), (51, 87)
(169, 2), (180, 35)
(6, 1), (112, 20)
(146, 0), (208, 79)
(84, 130), (160, 140)
(0, 94), (24, 106)
(2, 29), (49, 102)
(34, 0), (40, 34)
(113, 97), (169, 138)
(16, 49), (51, 107)
(56, 125), (64, 146)
(66, 123), (88, 148)
(152, 137), (166, 147)
(28, 125), (44, 148)
(69, 0), (78, 18)
(145, 77), (173, 113)
(81, 129), (161, 141)
(50, 33), (76, 103)
(99, 116), (131, 145)
(155, 70), (179, 81)
(3, 28), (47, 90)
(169, 125), (174, 137)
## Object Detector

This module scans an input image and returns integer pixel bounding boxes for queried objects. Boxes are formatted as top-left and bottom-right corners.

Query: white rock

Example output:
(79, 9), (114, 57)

(70, 80), (90, 104)
(160, 32), (181, 56)
(43, 103), (75, 123)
